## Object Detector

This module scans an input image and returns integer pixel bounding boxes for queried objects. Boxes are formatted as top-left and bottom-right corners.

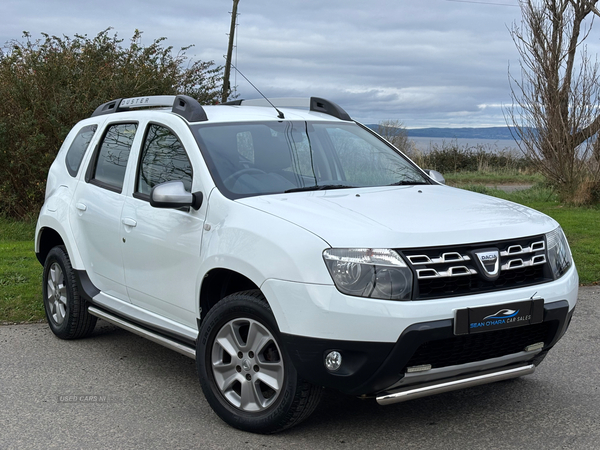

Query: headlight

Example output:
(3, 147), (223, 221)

(546, 227), (572, 279)
(323, 248), (413, 300)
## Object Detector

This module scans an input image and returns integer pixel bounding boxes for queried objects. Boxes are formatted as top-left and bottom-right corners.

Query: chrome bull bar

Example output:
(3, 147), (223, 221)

(376, 364), (535, 406)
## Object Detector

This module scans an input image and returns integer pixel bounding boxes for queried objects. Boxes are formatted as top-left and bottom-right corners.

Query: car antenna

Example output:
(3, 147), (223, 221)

(230, 62), (285, 119)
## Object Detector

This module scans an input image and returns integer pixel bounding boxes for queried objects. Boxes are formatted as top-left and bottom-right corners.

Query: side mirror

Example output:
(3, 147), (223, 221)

(150, 181), (203, 210)
(425, 169), (445, 185)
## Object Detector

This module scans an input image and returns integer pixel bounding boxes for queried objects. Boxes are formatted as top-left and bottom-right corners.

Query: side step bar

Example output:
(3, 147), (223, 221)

(88, 306), (196, 360)
(376, 364), (535, 406)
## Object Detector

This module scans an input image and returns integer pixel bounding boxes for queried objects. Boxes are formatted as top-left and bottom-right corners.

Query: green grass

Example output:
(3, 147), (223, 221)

(445, 171), (544, 186)
(0, 218), (44, 323)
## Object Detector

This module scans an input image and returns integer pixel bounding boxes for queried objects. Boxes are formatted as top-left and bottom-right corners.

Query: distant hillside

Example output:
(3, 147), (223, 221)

(407, 127), (517, 140)
(366, 125), (519, 141)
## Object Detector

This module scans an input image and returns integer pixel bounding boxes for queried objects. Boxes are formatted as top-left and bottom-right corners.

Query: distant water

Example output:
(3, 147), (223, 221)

(410, 137), (521, 154)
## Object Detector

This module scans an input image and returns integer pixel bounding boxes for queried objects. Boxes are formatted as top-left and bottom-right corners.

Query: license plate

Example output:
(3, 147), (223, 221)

(454, 298), (544, 335)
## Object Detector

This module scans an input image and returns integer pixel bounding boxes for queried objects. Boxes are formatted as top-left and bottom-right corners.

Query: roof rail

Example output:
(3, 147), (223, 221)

(309, 97), (352, 121)
(224, 98), (308, 109)
(91, 95), (208, 122)
(222, 97), (352, 121)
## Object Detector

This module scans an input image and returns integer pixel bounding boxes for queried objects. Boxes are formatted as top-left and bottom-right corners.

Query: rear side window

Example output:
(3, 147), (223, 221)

(91, 123), (138, 192)
(136, 124), (192, 196)
(65, 125), (97, 177)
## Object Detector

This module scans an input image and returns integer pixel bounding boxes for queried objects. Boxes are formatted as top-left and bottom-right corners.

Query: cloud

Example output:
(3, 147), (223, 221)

(2, 0), (531, 127)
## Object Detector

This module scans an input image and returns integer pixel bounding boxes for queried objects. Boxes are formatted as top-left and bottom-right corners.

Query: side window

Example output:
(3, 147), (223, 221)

(136, 124), (193, 196)
(91, 123), (138, 191)
(65, 125), (97, 177)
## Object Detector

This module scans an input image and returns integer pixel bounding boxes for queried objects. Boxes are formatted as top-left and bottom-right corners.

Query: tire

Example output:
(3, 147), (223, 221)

(196, 290), (322, 434)
(42, 246), (97, 339)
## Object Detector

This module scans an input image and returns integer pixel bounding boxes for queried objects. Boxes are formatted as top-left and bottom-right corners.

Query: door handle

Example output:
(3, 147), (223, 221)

(122, 218), (137, 227)
(75, 202), (87, 212)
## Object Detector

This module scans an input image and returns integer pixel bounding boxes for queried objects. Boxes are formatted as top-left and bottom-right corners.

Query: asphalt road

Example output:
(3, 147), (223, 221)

(1, 287), (599, 450)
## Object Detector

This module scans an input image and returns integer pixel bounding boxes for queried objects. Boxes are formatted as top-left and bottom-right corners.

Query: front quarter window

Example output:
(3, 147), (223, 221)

(136, 124), (193, 197)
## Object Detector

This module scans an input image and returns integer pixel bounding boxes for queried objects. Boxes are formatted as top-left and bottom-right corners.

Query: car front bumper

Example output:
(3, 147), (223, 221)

(281, 300), (574, 396)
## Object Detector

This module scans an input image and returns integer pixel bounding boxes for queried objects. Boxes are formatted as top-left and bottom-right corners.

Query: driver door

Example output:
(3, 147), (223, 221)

(120, 122), (206, 328)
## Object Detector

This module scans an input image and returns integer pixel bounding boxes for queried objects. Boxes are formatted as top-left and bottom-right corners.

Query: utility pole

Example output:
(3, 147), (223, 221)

(222, 0), (240, 103)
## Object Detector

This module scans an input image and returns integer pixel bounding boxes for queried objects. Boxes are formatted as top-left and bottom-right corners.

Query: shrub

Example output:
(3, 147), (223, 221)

(404, 141), (533, 174)
(0, 29), (222, 218)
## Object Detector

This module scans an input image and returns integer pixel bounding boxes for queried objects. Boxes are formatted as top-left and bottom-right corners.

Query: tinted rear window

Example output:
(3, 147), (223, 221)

(66, 125), (97, 177)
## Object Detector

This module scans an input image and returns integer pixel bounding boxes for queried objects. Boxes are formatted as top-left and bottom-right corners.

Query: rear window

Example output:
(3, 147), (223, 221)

(65, 125), (97, 177)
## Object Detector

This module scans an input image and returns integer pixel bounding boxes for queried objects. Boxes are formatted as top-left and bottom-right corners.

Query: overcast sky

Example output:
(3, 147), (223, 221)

(0, 0), (551, 127)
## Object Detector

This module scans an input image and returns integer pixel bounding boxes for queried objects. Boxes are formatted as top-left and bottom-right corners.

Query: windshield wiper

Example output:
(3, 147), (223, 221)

(388, 180), (429, 186)
(284, 184), (354, 193)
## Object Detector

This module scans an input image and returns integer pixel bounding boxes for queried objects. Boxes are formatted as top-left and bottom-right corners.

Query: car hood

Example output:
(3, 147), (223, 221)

(236, 185), (558, 248)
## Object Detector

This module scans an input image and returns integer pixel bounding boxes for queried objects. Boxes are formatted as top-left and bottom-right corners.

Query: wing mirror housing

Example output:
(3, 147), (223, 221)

(425, 169), (445, 185)
(150, 181), (203, 210)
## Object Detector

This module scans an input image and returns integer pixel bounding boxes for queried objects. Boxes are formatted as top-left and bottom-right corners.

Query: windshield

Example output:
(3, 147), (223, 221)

(192, 121), (430, 198)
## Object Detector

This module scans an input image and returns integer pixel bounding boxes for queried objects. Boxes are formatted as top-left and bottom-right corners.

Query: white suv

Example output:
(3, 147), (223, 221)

(35, 95), (578, 433)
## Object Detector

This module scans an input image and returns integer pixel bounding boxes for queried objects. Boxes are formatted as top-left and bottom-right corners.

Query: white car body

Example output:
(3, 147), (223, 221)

(35, 95), (578, 432)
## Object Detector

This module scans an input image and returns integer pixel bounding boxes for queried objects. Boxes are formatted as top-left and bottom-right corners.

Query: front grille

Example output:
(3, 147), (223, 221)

(404, 322), (551, 370)
(398, 235), (553, 300)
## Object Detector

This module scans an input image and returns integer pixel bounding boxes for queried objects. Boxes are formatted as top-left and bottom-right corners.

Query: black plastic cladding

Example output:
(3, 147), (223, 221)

(172, 95), (208, 122)
(91, 98), (123, 116)
(309, 97), (352, 121)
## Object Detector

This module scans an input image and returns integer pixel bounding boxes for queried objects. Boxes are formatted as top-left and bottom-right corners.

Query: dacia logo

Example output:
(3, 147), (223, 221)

(474, 249), (500, 280)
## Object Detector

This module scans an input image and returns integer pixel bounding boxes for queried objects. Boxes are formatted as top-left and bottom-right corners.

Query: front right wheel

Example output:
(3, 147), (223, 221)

(196, 291), (322, 433)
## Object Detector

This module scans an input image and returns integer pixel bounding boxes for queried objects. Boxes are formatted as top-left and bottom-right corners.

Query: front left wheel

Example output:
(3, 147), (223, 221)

(42, 246), (97, 339)
(196, 291), (322, 434)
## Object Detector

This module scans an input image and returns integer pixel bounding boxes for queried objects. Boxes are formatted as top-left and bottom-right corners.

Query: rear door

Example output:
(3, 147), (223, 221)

(71, 121), (139, 301)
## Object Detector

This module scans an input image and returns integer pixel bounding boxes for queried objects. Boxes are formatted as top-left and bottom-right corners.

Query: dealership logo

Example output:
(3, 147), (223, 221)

(483, 308), (519, 320)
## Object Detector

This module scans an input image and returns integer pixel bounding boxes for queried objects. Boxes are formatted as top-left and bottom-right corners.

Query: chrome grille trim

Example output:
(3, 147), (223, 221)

(501, 255), (547, 271)
(408, 252), (471, 266)
(399, 234), (551, 299)
(500, 241), (545, 257)
(411, 239), (546, 280)
(417, 266), (478, 279)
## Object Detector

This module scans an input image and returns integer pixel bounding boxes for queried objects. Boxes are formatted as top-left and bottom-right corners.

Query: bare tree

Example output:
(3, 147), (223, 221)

(377, 119), (413, 154)
(507, 0), (600, 202)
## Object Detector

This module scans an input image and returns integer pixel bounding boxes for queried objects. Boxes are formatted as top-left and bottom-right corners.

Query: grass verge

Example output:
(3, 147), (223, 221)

(445, 171), (544, 187)
(0, 218), (43, 323)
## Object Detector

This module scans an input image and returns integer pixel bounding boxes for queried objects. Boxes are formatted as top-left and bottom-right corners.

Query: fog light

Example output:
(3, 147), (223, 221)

(325, 351), (342, 372)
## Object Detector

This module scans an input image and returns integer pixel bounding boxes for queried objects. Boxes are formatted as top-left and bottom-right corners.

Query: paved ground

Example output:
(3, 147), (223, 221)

(1, 287), (598, 450)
